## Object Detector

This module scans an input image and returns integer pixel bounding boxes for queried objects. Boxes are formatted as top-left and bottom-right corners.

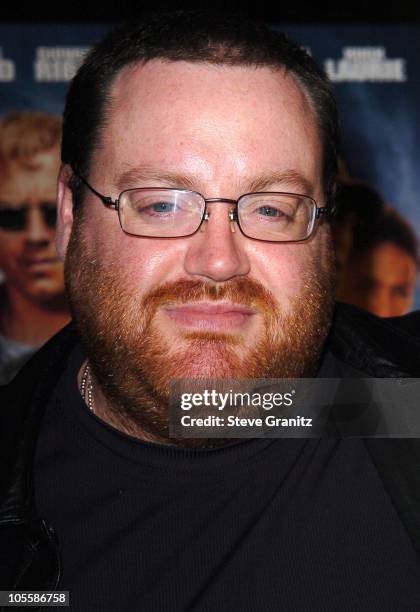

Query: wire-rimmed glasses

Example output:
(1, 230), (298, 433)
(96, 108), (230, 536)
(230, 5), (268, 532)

(72, 166), (329, 242)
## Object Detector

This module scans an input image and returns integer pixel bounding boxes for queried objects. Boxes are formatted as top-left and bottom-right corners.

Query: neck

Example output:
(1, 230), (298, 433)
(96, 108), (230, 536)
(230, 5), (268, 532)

(77, 360), (166, 444)
(0, 285), (70, 345)
(77, 361), (232, 449)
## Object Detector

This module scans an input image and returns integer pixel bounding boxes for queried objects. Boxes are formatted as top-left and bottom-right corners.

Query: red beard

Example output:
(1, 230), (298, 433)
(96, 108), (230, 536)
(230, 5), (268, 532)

(65, 224), (334, 446)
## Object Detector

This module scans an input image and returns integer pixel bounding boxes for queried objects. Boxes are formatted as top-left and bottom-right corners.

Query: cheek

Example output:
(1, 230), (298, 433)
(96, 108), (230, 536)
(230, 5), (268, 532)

(122, 239), (176, 288)
(82, 211), (186, 291)
(396, 292), (412, 309)
(0, 235), (23, 270)
(79, 205), (128, 273)
(250, 241), (316, 299)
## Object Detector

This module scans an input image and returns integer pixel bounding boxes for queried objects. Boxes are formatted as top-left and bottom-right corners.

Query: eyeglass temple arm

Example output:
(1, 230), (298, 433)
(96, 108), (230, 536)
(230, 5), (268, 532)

(316, 206), (330, 219)
(70, 165), (118, 208)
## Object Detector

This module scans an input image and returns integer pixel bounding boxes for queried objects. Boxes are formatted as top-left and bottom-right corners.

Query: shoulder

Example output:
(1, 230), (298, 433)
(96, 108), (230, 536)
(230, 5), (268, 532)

(328, 302), (420, 377)
(328, 304), (420, 554)
(0, 323), (79, 465)
(0, 322), (79, 405)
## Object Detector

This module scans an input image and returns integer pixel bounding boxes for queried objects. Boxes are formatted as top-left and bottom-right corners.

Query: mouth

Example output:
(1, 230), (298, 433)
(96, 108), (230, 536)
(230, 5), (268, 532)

(20, 256), (61, 272)
(163, 301), (257, 332)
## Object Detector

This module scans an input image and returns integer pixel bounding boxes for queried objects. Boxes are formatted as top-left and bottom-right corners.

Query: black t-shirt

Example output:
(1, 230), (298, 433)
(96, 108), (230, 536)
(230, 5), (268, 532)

(34, 346), (420, 611)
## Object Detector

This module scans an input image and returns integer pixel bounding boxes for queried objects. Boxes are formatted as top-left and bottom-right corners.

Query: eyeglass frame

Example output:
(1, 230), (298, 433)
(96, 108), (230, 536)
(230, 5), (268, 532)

(70, 165), (330, 243)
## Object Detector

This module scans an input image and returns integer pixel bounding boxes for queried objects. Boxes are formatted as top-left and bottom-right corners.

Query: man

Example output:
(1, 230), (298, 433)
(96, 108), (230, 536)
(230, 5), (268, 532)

(1, 12), (420, 610)
(0, 111), (70, 384)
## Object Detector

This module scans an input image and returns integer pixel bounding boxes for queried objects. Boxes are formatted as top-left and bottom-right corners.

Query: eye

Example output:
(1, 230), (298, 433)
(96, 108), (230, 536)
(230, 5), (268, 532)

(130, 199), (178, 216)
(149, 201), (176, 213)
(240, 196), (297, 222)
(256, 205), (287, 218)
(251, 202), (293, 223)
(393, 286), (410, 298)
(134, 197), (197, 218)
(41, 203), (58, 228)
(0, 207), (27, 231)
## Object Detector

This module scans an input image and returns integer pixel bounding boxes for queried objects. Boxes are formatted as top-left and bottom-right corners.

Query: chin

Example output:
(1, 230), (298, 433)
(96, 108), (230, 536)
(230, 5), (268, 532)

(25, 283), (67, 304)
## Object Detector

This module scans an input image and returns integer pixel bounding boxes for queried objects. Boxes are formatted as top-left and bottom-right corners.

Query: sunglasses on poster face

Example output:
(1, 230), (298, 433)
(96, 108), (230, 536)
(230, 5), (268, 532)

(0, 202), (57, 231)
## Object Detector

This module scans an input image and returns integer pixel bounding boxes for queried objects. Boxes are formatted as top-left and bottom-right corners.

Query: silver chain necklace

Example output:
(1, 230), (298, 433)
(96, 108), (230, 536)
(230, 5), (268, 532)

(80, 362), (94, 412)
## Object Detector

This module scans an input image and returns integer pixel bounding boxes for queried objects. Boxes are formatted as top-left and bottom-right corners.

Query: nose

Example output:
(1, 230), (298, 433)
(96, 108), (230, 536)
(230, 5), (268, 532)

(184, 201), (250, 282)
(25, 207), (51, 244)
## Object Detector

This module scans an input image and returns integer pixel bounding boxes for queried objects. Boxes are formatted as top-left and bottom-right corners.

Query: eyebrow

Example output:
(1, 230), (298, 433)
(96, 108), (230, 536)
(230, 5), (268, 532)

(246, 170), (314, 195)
(114, 167), (314, 196)
(0, 200), (56, 209)
(114, 167), (197, 191)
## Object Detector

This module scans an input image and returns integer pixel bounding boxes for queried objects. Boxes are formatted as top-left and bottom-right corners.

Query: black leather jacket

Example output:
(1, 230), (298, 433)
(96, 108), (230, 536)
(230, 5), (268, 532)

(1, 303), (420, 607)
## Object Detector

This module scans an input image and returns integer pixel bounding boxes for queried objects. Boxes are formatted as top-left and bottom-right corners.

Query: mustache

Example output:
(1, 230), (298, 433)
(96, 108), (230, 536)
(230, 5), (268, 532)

(141, 277), (278, 314)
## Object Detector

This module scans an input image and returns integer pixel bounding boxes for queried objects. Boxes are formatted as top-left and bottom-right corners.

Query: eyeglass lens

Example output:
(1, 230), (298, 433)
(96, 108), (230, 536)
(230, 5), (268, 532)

(118, 189), (315, 241)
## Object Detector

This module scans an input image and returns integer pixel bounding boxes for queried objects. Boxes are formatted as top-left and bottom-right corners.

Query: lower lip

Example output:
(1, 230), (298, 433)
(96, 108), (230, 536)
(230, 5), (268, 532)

(22, 259), (59, 272)
(164, 307), (255, 332)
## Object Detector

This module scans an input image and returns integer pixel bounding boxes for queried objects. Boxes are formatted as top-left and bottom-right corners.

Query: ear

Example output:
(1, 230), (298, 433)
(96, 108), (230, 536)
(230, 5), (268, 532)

(56, 164), (75, 261)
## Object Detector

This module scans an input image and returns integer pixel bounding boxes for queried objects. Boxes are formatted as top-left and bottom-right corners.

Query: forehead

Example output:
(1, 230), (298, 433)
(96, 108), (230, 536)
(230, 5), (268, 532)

(0, 148), (60, 203)
(98, 60), (322, 195)
(369, 242), (417, 284)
